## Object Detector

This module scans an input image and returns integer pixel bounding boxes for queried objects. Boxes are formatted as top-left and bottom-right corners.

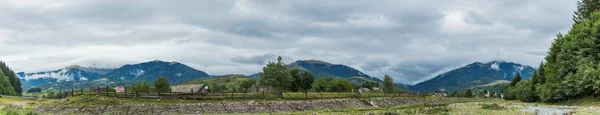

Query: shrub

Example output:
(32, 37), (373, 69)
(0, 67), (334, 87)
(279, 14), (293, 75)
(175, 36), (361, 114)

(481, 103), (506, 110)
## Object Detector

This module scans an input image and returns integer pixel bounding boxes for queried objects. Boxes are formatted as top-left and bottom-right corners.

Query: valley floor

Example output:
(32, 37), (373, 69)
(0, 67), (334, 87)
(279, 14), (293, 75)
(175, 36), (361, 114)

(2, 96), (600, 115)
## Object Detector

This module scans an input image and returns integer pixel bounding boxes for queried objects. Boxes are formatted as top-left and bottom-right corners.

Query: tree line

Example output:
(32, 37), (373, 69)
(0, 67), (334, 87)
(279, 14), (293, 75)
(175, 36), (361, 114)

(0, 61), (22, 95)
(257, 57), (397, 97)
(504, 0), (600, 102)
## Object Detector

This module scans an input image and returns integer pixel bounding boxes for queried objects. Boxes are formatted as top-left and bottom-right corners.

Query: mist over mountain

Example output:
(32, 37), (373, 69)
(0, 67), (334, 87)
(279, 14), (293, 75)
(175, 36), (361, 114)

(18, 65), (113, 89)
(409, 61), (535, 92)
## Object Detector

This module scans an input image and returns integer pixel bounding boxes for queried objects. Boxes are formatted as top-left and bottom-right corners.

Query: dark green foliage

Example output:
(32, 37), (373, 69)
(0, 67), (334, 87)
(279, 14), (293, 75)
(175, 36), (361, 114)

(289, 69), (301, 92)
(153, 76), (171, 92)
(476, 90), (485, 98)
(360, 81), (378, 89)
(185, 74), (254, 92)
(573, 0), (600, 23)
(26, 87), (42, 93)
(541, 11), (600, 102)
(0, 69), (16, 95)
(329, 79), (353, 92)
(56, 91), (63, 99)
(312, 77), (333, 92)
(0, 61), (20, 95)
(448, 91), (461, 97)
(464, 89), (472, 98)
(48, 92), (55, 99)
(296, 72), (314, 92)
(259, 57), (292, 93)
(536, 62), (547, 84)
(514, 80), (538, 102)
(132, 81), (151, 92)
(240, 78), (256, 91)
(509, 73), (521, 87)
(311, 77), (352, 92)
(531, 71), (539, 85)
(382, 75), (395, 94)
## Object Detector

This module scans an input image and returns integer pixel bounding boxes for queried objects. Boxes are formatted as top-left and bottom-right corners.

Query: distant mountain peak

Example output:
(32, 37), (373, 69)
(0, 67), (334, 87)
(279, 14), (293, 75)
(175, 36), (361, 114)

(65, 65), (84, 69)
(18, 65), (115, 88)
(299, 60), (333, 65)
(410, 61), (535, 92)
(104, 60), (210, 84)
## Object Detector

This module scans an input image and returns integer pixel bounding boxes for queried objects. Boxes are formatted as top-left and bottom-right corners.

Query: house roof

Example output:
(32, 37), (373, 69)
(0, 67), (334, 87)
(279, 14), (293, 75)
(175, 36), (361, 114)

(171, 84), (208, 93)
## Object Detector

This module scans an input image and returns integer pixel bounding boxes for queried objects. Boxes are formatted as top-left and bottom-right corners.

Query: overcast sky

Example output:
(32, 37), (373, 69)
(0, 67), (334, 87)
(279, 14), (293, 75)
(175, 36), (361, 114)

(0, 0), (578, 84)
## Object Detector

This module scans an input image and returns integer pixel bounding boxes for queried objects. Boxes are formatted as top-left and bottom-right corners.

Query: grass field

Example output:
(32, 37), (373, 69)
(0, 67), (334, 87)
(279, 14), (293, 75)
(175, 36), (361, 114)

(0, 96), (51, 115)
(3, 94), (600, 114)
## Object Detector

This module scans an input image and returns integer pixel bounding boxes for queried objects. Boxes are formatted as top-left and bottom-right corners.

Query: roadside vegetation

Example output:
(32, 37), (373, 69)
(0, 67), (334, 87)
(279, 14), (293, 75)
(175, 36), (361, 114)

(503, 0), (600, 104)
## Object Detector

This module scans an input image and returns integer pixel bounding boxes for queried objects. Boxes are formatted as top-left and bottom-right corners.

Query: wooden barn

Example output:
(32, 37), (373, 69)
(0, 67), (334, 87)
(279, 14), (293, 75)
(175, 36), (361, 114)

(170, 84), (210, 96)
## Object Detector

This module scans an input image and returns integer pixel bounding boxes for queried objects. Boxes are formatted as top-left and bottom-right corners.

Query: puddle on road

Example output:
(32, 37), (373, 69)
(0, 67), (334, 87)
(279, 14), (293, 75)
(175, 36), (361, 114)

(521, 106), (576, 115)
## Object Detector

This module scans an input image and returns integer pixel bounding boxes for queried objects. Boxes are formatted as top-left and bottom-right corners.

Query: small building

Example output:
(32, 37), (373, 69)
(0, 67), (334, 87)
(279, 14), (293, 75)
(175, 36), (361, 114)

(114, 86), (125, 93)
(171, 84), (210, 95)
(358, 88), (372, 93)
(433, 89), (448, 97)
(372, 87), (381, 91)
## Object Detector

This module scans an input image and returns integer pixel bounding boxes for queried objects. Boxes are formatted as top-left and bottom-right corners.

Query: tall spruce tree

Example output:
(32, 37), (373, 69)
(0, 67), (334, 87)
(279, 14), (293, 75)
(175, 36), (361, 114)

(573, 0), (600, 23)
(464, 88), (472, 98)
(0, 61), (20, 95)
(531, 71), (539, 85)
(509, 73), (522, 87)
(536, 62), (546, 84)
(382, 75), (395, 94)
(153, 76), (171, 92)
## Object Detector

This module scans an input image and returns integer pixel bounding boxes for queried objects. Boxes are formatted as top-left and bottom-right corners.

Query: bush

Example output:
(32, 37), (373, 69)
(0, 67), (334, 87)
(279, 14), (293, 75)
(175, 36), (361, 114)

(514, 81), (537, 102)
(481, 103), (506, 110)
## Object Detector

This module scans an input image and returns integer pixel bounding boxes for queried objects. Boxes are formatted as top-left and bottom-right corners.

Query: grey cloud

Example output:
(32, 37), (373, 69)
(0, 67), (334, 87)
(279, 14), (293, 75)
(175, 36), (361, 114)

(0, 0), (577, 84)
(231, 53), (289, 65)
(361, 59), (390, 71)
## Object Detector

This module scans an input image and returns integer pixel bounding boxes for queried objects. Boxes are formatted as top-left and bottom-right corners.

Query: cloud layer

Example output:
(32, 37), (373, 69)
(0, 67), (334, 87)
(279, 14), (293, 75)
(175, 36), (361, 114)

(0, 0), (577, 84)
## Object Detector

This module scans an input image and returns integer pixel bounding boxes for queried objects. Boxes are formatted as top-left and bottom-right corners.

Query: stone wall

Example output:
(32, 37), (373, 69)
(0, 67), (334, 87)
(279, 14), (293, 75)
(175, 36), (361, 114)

(36, 97), (470, 115)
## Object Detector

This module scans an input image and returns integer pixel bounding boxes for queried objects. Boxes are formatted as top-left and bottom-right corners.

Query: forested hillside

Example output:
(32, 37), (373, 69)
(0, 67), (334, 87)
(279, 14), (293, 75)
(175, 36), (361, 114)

(504, 0), (600, 102)
(0, 61), (21, 95)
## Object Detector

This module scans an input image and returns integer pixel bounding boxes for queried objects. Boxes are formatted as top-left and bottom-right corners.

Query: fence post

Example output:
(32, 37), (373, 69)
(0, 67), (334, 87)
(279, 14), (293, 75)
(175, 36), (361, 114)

(105, 86), (108, 97)
(80, 88), (83, 96)
(96, 87), (100, 96)
(262, 91), (265, 99)
(191, 89), (194, 100)
(231, 91), (234, 100)
(321, 91), (323, 99)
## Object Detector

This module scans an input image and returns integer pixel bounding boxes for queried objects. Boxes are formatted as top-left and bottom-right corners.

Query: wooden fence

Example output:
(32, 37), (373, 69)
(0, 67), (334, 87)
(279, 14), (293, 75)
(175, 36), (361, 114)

(61, 87), (425, 100)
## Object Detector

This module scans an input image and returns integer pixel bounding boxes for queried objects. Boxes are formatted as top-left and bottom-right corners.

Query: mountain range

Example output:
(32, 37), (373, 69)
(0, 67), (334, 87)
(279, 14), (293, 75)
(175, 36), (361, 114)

(408, 61), (535, 92)
(18, 59), (535, 93)
(103, 60), (211, 84)
(18, 60), (211, 89)
(18, 65), (113, 89)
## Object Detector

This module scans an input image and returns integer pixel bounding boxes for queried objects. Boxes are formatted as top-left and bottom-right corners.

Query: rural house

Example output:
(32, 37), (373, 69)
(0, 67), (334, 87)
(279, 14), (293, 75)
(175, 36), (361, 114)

(114, 86), (125, 93)
(358, 88), (371, 93)
(170, 84), (210, 95)
(433, 89), (448, 97)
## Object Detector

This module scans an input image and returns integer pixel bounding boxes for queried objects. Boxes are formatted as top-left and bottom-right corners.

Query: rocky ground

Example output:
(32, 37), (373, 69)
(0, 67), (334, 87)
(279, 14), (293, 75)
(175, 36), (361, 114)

(35, 97), (471, 115)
